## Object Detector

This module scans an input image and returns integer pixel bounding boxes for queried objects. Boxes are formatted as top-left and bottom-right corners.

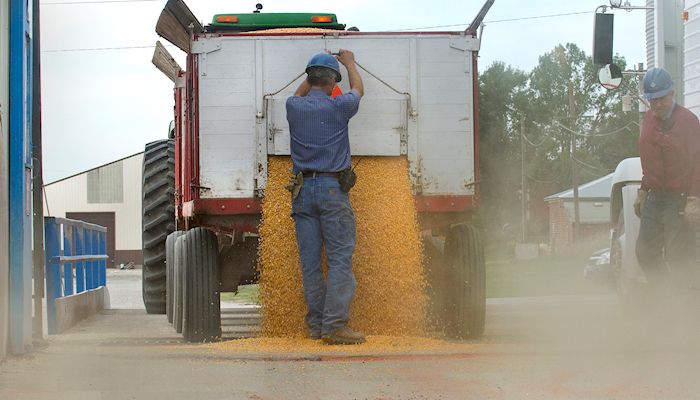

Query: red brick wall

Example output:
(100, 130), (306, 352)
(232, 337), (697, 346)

(549, 200), (571, 252)
(548, 200), (609, 252)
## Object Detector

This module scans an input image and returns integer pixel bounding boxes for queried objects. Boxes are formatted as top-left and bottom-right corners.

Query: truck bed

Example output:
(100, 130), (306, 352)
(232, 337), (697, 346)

(193, 32), (479, 200)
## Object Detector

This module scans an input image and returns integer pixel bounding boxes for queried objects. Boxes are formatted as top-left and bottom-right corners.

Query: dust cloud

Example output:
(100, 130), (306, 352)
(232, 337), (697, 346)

(479, 255), (700, 398)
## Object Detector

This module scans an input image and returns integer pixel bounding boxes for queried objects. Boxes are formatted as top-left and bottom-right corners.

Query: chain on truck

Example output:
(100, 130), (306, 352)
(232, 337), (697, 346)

(143, 0), (495, 342)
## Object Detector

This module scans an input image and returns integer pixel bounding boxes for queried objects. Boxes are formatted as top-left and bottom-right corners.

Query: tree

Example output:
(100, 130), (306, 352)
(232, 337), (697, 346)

(474, 43), (640, 243)
(474, 62), (528, 241)
(523, 43), (638, 191)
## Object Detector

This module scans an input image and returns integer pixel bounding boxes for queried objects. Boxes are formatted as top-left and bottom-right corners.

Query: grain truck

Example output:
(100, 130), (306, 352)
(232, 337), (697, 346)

(145, 0), (493, 342)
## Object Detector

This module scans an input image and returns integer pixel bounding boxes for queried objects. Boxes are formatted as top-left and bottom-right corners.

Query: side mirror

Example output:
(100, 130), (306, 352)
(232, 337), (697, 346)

(598, 63), (623, 90)
(168, 120), (176, 139)
(593, 12), (614, 65)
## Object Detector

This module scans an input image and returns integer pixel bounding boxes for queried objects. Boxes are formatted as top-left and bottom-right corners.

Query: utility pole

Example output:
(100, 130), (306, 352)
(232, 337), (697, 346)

(569, 81), (581, 243)
(520, 116), (527, 243)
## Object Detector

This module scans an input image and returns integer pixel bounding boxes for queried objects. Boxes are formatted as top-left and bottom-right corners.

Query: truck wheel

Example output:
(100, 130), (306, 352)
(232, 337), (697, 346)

(183, 228), (221, 342)
(174, 234), (186, 333)
(444, 223), (486, 339)
(166, 231), (185, 324)
(141, 139), (175, 314)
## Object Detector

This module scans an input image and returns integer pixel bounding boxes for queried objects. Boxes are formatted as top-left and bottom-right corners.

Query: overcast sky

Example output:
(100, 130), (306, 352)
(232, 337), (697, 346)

(40, 0), (646, 183)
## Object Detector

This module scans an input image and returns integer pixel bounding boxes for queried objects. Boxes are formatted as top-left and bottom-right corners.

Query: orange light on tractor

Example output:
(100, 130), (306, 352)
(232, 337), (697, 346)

(311, 16), (333, 23)
(216, 16), (239, 24)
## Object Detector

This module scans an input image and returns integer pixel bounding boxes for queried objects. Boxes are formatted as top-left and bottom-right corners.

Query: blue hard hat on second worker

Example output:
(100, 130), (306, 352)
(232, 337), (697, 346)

(306, 53), (342, 82)
(643, 67), (674, 100)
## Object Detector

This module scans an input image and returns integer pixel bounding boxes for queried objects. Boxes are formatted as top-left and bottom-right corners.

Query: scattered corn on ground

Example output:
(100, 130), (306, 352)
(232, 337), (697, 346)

(200, 335), (473, 355)
(257, 156), (428, 338)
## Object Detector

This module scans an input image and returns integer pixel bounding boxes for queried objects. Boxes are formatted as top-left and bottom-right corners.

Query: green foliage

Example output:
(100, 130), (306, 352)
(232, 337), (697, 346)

(474, 43), (640, 241)
(475, 62), (528, 236)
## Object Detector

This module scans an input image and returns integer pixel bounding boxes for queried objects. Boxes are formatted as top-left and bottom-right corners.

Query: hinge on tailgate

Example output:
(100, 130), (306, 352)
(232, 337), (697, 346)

(191, 39), (222, 77)
(449, 35), (480, 52)
(191, 39), (222, 54)
(397, 125), (408, 156)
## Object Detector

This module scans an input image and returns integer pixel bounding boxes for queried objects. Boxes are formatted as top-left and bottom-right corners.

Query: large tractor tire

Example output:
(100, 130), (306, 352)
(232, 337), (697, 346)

(141, 139), (175, 314)
(444, 223), (486, 339)
(182, 228), (221, 342)
(173, 234), (187, 333)
(166, 231), (185, 324)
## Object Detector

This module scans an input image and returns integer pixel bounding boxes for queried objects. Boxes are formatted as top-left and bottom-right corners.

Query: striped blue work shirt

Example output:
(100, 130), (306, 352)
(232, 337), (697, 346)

(286, 88), (361, 174)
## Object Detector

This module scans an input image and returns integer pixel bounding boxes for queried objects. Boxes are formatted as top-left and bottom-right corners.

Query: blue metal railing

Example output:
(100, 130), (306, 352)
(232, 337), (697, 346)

(44, 217), (108, 334)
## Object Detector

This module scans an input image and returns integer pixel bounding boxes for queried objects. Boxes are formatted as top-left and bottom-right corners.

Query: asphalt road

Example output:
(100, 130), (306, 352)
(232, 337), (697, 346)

(2, 270), (700, 399)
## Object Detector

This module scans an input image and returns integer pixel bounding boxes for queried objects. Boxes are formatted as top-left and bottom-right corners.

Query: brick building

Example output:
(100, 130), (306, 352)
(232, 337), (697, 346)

(545, 174), (613, 252)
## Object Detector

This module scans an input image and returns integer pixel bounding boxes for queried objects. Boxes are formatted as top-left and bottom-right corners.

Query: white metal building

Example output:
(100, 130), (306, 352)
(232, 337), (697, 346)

(686, 0), (700, 114)
(43, 153), (144, 268)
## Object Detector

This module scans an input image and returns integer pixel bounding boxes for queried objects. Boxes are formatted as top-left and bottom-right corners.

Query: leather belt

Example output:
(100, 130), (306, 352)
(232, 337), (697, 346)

(302, 171), (339, 178)
(648, 188), (686, 195)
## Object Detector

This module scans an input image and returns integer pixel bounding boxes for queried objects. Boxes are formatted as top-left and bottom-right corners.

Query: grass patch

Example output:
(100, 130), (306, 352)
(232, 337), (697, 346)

(486, 239), (612, 298)
(220, 239), (611, 304)
(221, 284), (260, 305)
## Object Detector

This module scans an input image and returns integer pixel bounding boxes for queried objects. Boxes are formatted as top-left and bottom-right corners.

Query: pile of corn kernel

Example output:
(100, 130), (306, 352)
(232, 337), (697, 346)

(201, 335), (472, 355)
(249, 27), (337, 34)
(258, 156), (428, 338)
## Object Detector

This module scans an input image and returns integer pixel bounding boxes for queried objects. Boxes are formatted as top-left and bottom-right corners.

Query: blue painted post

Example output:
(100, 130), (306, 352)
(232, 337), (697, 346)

(9, 0), (32, 354)
(62, 225), (74, 296)
(75, 227), (85, 293)
(85, 228), (93, 290)
(44, 218), (61, 335)
(98, 231), (106, 287)
(91, 230), (99, 289)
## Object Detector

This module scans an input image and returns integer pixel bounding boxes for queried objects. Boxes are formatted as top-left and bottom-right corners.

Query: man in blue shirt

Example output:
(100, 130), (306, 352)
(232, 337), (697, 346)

(286, 50), (364, 344)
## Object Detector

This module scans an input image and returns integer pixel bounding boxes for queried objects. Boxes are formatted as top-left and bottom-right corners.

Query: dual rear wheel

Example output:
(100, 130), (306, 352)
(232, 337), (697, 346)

(166, 228), (221, 342)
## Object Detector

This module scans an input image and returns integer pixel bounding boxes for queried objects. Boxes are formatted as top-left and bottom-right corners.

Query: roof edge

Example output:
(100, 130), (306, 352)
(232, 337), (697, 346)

(44, 151), (144, 187)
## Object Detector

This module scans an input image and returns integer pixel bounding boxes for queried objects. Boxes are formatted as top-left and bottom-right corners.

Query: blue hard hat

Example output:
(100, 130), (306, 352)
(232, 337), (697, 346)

(643, 67), (674, 100)
(306, 53), (342, 82)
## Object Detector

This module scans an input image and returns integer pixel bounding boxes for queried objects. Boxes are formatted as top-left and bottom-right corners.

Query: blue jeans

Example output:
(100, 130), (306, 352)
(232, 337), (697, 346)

(291, 176), (356, 335)
(636, 191), (695, 286)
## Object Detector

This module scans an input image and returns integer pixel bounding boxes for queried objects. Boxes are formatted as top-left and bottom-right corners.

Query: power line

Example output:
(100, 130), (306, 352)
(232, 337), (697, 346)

(485, 10), (593, 24)
(39, 9), (598, 52)
(521, 133), (549, 147)
(387, 10), (594, 31)
(573, 157), (612, 173)
(576, 163), (609, 178)
(41, 0), (158, 5)
(555, 120), (637, 137)
(527, 174), (556, 184)
(42, 44), (176, 53)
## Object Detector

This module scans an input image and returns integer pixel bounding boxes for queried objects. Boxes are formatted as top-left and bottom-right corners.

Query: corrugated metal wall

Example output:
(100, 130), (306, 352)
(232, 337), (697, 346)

(87, 161), (124, 204)
(44, 153), (144, 253)
(685, 0), (700, 116)
(647, 0), (655, 68)
(0, 0), (9, 360)
(647, 0), (686, 103)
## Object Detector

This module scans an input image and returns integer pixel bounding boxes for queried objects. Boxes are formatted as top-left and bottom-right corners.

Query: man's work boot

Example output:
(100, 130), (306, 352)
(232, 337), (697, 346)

(322, 326), (366, 345)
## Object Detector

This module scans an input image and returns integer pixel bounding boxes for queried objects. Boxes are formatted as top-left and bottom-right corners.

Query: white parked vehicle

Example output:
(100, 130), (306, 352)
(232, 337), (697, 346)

(608, 157), (646, 300)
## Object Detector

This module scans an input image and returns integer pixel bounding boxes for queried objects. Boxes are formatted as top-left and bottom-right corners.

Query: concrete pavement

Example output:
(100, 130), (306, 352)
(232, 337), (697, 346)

(2, 270), (700, 399)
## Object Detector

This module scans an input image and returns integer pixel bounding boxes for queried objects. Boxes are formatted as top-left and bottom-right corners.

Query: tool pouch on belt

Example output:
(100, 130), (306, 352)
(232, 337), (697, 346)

(338, 167), (357, 193)
(285, 172), (304, 199)
(683, 195), (700, 228)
